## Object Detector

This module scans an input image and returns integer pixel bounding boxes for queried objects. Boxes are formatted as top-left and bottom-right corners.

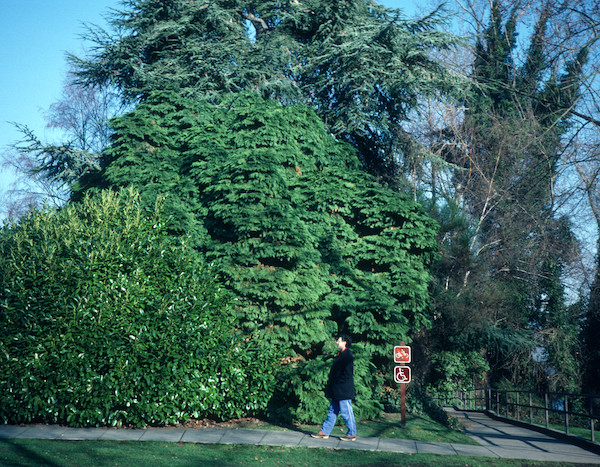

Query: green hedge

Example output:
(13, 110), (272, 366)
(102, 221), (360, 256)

(0, 188), (278, 427)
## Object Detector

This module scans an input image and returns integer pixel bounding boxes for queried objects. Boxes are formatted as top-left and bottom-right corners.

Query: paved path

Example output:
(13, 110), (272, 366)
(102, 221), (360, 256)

(445, 408), (600, 464)
(1, 410), (599, 464)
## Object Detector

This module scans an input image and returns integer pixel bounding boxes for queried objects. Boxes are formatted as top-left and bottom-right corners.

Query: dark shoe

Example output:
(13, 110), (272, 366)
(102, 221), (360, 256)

(310, 431), (329, 439)
(340, 434), (356, 441)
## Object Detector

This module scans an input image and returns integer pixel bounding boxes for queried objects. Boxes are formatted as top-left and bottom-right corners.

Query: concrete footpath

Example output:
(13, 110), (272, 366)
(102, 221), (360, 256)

(445, 408), (600, 464)
(1, 409), (600, 464)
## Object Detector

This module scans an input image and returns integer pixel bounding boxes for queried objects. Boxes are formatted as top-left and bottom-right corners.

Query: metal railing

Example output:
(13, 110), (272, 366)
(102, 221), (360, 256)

(435, 387), (600, 444)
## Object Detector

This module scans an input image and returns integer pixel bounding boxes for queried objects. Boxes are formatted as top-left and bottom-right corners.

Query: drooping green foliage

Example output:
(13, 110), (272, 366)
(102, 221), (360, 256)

(71, 0), (460, 179)
(88, 91), (438, 422)
(0, 187), (278, 427)
(427, 350), (489, 396)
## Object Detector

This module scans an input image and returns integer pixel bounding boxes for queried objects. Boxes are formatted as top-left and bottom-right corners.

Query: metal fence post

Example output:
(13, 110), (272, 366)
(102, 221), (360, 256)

(516, 392), (520, 421)
(529, 392), (533, 425)
(564, 394), (569, 435)
(591, 396), (595, 443)
(496, 390), (500, 415)
(545, 392), (549, 429)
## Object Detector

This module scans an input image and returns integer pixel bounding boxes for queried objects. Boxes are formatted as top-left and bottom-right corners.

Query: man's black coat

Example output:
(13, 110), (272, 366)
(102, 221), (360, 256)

(325, 348), (355, 401)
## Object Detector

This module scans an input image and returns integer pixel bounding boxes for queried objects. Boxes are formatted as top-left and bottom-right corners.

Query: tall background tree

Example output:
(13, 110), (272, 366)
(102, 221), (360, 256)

(413, 0), (598, 394)
(1, 70), (124, 217)
(70, 0), (461, 180)
(576, 92), (600, 394)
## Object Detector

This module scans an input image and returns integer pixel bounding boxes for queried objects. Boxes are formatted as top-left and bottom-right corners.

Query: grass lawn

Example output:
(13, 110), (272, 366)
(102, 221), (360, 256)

(0, 439), (579, 466)
(0, 413), (580, 466)
(538, 422), (595, 442)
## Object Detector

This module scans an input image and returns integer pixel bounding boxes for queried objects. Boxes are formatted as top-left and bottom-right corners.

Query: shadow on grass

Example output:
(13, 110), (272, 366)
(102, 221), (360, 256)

(272, 412), (431, 439)
(0, 439), (61, 466)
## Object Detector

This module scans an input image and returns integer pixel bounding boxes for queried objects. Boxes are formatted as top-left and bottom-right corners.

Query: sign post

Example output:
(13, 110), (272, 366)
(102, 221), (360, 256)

(393, 342), (411, 427)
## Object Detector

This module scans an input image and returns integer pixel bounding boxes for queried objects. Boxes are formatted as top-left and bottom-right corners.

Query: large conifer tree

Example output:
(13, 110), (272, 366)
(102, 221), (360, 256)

(90, 90), (438, 421)
(70, 0), (459, 179)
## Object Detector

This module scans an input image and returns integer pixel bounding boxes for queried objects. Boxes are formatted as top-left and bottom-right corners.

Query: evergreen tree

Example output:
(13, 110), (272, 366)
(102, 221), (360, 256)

(90, 90), (439, 421)
(70, 0), (460, 179)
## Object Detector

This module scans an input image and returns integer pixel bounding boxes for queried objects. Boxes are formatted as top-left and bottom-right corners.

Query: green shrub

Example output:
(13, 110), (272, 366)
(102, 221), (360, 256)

(427, 350), (489, 396)
(0, 187), (278, 427)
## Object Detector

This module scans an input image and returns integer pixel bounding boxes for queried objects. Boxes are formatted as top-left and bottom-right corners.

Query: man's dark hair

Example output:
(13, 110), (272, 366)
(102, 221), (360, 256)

(337, 333), (352, 348)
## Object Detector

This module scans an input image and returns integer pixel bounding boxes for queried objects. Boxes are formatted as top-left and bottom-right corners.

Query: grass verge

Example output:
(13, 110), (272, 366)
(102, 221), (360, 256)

(0, 439), (579, 467)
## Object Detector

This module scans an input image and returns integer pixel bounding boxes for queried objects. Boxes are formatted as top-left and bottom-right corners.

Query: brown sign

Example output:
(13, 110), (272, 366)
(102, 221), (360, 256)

(394, 366), (411, 383)
(394, 345), (411, 363)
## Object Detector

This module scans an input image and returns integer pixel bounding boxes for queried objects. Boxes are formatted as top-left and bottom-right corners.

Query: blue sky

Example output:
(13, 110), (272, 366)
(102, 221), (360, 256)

(0, 1), (121, 202)
(0, 1), (119, 145)
(0, 0), (420, 213)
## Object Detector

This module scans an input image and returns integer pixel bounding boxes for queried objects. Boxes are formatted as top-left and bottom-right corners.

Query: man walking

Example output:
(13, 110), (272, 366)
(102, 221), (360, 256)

(311, 333), (357, 441)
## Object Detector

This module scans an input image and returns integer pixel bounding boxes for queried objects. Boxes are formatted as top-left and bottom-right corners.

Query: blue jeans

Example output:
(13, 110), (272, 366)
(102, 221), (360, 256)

(320, 399), (356, 436)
